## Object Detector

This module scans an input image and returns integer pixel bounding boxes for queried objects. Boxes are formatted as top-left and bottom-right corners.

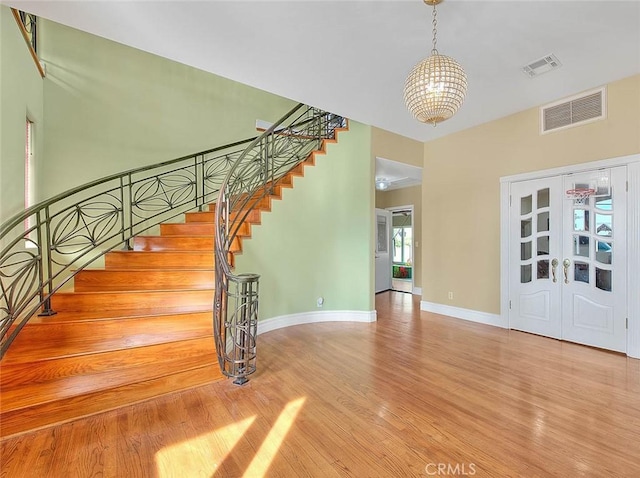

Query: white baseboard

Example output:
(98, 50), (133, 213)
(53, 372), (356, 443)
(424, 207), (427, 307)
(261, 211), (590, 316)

(420, 301), (507, 329)
(257, 309), (377, 335)
(412, 287), (422, 296)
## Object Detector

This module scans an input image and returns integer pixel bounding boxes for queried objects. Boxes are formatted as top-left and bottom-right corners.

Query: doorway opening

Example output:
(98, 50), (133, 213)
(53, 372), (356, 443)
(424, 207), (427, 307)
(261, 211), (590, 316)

(391, 209), (413, 294)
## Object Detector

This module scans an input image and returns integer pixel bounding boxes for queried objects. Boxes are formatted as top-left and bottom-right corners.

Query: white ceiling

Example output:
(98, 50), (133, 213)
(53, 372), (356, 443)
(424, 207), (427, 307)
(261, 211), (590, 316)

(375, 157), (422, 190)
(6, 0), (640, 145)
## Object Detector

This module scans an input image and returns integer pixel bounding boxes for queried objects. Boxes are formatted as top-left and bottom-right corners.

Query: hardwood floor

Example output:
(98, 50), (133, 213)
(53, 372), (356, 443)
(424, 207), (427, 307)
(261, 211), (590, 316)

(2, 291), (639, 477)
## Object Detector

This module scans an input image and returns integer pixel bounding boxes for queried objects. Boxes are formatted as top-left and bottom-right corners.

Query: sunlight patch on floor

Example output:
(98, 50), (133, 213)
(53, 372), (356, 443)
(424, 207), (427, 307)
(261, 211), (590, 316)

(154, 397), (307, 477)
(155, 416), (256, 477)
(242, 397), (306, 478)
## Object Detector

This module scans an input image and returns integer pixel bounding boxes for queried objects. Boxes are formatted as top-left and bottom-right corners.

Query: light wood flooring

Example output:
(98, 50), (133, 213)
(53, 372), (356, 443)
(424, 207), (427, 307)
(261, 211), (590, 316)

(1, 291), (639, 477)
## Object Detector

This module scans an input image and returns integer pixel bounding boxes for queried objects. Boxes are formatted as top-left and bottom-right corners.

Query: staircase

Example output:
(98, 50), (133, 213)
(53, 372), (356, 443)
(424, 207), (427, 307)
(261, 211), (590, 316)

(0, 130), (340, 439)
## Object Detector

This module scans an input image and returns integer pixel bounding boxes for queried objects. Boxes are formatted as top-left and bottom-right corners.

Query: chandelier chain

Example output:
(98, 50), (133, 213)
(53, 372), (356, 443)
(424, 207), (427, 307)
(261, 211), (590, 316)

(431, 2), (438, 54)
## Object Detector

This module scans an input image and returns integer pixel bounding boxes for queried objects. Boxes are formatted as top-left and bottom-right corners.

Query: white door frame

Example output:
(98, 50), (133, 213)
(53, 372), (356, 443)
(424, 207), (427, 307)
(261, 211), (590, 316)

(387, 205), (416, 294)
(375, 208), (392, 293)
(500, 153), (640, 358)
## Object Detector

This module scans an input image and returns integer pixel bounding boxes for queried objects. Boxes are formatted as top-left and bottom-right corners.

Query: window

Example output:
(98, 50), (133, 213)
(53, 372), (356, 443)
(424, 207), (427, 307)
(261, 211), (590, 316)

(392, 226), (412, 264)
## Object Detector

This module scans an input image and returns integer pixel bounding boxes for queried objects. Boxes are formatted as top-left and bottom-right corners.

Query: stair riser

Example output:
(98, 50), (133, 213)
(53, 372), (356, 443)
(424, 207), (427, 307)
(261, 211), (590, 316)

(159, 224), (251, 239)
(229, 209), (261, 224)
(52, 289), (214, 312)
(184, 211), (215, 222)
(74, 270), (215, 291)
(161, 223), (214, 235)
(187, 201), (273, 221)
(204, 205), (262, 224)
(105, 251), (214, 269)
(133, 236), (214, 251)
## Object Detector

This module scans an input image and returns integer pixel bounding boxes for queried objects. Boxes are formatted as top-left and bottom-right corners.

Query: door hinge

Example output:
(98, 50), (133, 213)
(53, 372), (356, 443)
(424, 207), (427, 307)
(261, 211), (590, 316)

(626, 181), (629, 192)
(509, 195), (512, 207)
(626, 318), (629, 329)
(509, 300), (512, 310)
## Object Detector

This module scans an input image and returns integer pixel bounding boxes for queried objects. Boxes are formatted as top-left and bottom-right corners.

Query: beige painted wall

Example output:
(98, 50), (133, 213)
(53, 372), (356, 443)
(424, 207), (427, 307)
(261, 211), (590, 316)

(0, 6), (44, 223)
(375, 185), (422, 290)
(37, 19), (297, 199)
(423, 74), (640, 314)
(371, 127), (423, 167)
(234, 122), (374, 319)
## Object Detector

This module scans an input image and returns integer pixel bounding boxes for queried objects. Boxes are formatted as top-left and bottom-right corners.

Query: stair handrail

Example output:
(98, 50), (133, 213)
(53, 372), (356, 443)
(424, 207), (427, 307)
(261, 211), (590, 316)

(0, 135), (258, 358)
(213, 103), (345, 384)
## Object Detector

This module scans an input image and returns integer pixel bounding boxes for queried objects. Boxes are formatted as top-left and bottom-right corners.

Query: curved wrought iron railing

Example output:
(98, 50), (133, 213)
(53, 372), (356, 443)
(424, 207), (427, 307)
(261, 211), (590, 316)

(214, 103), (345, 384)
(0, 135), (257, 358)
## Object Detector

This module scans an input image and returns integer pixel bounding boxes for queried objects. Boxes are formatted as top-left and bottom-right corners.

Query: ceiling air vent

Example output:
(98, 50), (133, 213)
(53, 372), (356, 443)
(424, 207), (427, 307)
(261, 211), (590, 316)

(540, 87), (606, 134)
(522, 54), (562, 78)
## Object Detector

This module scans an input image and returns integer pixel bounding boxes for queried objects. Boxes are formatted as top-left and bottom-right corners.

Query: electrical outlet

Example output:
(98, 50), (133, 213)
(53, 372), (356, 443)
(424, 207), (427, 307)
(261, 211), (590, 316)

(448, 291), (453, 300)
(317, 297), (324, 308)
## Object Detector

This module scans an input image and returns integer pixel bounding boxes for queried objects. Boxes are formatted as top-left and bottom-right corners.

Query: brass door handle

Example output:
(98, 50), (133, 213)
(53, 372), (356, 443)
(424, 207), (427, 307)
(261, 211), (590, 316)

(551, 258), (559, 283)
(563, 258), (571, 284)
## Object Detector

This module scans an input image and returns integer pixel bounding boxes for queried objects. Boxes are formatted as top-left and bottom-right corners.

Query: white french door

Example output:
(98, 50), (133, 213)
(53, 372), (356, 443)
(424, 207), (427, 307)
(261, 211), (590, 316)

(509, 167), (627, 352)
(375, 208), (392, 293)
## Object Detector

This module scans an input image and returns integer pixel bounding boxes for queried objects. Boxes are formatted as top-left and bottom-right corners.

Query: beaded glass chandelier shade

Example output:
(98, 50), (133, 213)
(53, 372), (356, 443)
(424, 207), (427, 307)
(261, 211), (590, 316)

(403, 0), (467, 125)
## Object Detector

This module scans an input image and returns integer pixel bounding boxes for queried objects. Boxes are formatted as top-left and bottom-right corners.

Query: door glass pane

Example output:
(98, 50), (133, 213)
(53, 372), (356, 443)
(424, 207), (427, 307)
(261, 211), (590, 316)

(574, 261), (589, 284)
(595, 241), (612, 264)
(595, 194), (612, 210)
(595, 214), (612, 236)
(537, 188), (549, 208)
(537, 260), (549, 279)
(521, 264), (532, 283)
(521, 195), (532, 215)
(521, 241), (532, 260)
(537, 212), (549, 232)
(573, 210), (589, 232)
(521, 219), (532, 238)
(377, 216), (387, 253)
(403, 228), (412, 263)
(596, 268), (612, 292)
(537, 236), (549, 256)
(392, 228), (402, 262)
(574, 235), (590, 257)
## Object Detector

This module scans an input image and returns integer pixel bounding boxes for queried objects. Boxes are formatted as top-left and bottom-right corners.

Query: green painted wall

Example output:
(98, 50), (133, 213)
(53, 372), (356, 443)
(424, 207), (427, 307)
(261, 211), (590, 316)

(0, 6), (44, 223)
(234, 121), (374, 319)
(37, 19), (297, 199)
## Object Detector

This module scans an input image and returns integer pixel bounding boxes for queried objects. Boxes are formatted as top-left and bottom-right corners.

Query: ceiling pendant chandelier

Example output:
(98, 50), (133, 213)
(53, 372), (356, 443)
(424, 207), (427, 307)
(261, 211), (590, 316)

(403, 0), (467, 126)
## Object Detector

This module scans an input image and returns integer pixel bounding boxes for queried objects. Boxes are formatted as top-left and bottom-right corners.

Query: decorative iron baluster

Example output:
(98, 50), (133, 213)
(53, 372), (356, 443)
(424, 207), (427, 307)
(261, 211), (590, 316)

(213, 104), (345, 383)
(0, 136), (256, 357)
(0, 103), (345, 368)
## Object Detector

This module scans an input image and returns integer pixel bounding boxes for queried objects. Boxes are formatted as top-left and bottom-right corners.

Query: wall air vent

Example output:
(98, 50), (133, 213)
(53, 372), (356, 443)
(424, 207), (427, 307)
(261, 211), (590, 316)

(522, 54), (562, 78)
(540, 87), (606, 134)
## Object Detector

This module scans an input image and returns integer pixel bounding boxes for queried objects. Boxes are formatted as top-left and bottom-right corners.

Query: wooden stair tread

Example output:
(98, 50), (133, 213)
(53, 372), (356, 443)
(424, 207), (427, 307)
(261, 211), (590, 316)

(107, 250), (215, 255)
(0, 364), (224, 439)
(1, 337), (215, 389)
(2, 312), (213, 364)
(74, 268), (215, 291)
(53, 287), (215, 296)
(134, 235), (215, 250)
(75, 267), (214, 272)
(52, 288), (214, 312)
(1, 351), (217, 413)
(27, 306), (212, 324)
